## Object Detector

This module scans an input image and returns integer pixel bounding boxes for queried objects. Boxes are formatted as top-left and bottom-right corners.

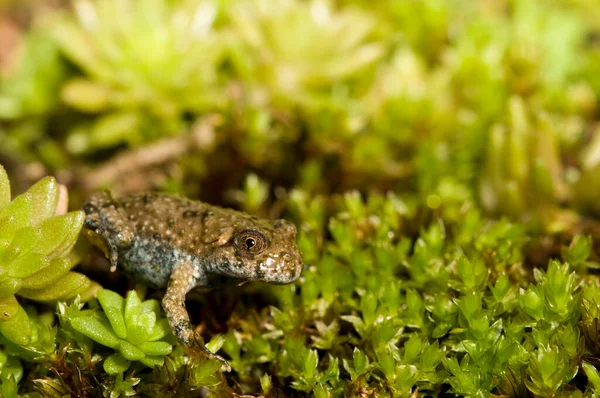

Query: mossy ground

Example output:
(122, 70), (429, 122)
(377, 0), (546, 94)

(2, 0), (600, 396)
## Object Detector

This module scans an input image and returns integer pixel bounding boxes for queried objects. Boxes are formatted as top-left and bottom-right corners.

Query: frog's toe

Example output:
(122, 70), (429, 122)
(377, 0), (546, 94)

(186, 334), (231, 372)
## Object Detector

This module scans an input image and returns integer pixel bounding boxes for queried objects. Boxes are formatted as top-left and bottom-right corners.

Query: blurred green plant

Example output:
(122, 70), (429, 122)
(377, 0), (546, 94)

(0, 164), (98, 346)
(0, 30), (64, 120)
(51, 0), (226, 155)
(229, 0), (384, 107)
(0, 28), (68, 169)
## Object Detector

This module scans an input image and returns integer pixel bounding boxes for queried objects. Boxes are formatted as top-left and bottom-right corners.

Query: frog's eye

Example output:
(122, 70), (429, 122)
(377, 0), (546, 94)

(235, 230), (267, 254)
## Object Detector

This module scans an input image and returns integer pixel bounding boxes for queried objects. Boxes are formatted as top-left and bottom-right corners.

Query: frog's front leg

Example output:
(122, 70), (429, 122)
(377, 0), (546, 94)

(162, 260), (231, 371)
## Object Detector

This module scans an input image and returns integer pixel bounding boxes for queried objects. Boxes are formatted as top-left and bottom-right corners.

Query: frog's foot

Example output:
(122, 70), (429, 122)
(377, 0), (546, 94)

(185, 333), (231, 372)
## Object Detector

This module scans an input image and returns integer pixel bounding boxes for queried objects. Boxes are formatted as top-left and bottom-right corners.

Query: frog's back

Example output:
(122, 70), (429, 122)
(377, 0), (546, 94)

(119, 192), (210, 239)
(118, 192), (257, 252)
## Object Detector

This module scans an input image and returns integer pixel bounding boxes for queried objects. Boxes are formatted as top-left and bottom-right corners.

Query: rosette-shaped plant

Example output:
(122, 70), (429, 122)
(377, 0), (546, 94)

(229, 0), (385, 107)
(51, 0), (226, 154)
(227, 0), (386, 167)
(69, 289), (173, 374)
(0, 165), (98, 346)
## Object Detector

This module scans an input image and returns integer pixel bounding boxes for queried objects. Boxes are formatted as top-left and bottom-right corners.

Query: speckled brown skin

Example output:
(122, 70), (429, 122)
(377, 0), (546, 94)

(83, 191), (303, 370)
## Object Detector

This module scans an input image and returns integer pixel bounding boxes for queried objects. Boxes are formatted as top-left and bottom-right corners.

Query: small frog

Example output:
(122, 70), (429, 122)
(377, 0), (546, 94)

(83, 191), (303, 370)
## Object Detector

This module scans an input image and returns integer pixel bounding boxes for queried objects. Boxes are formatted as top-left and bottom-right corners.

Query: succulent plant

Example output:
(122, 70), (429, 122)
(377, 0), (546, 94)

(51, 0), (226, 154)
(0, 164), (99, 346)
(229, 0), (385, 108)
(68, 289), (174, 374)
(0, 30), (64, 121)
(0, 28), (68, 169)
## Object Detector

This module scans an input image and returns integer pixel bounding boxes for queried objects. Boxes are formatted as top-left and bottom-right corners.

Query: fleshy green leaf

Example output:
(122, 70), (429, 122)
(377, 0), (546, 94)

(136, 341), (172, 356)
(0, 304), (31, 345)
(123, 290), (143, 330)
(19, 272), (90, 301)
(71, 315), (120, 348)
(0, 279), (22, 298)
(0, 176), (58, 228)
(20, 258), (74, 289)
(139, 355), (165, 368)
(33, 211), (85, 259)
(98, 289), (127, 339)
(0, 295), (21, 321)
(103, 353), (131, 375)
(118, 340), (145, 361)
(6, 253), (49, 279)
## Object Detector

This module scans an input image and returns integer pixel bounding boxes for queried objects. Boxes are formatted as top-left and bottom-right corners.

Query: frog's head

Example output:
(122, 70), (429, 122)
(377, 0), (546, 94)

(212, 219), (303, 284)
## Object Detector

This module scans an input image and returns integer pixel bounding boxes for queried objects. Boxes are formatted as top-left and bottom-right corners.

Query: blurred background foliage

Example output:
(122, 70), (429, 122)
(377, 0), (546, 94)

(3, 0), (600, 396)
(1, 0), (598, 224)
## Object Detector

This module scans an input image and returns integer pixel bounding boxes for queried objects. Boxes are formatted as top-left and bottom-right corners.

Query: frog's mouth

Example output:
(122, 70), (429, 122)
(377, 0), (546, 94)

(253, 253), (302, 284)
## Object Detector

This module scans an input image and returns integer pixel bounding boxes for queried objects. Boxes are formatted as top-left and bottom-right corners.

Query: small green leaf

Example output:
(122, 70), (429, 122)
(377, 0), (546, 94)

(206, 334), (225, 354)
(118, 340), (145, 361)
(34, 211), (85, 258)
(582, 362), (600, 391)
(128, 311), (157, 343)
(6, 253), (49, 278)
(260, 374), (272, 393)
(140, 299), (160, 316)
(0, 304), (31, 345)
(190, 358), (223, 386)
(19, 272), (89, 301)
(61, 79), (112, 112)
(404, 334), (422, 363)
(103, 353), (131, 375)
(71, 315), (120, 348)
(136, 341), (172, 356)
(563, 235), (592, 267)
(0, 295), (21, 321)
(25, 177), (59, 224)
(0, 279), (22, 298)
(124, 290), (143, 329)
(98, 289), (127, 339)
(0, 177), (58, 228)
(146, 318), (171, 341)
(103, 307), (127, 340)
(520, 286), (544, 321)
(139, 355), (165, 368)
(1, 227), (42, 264)
(1, 355), (23, 384)
(20, 258), (73, 289)
(353, 348), (368, 374)
(303, 349), (318, 382)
